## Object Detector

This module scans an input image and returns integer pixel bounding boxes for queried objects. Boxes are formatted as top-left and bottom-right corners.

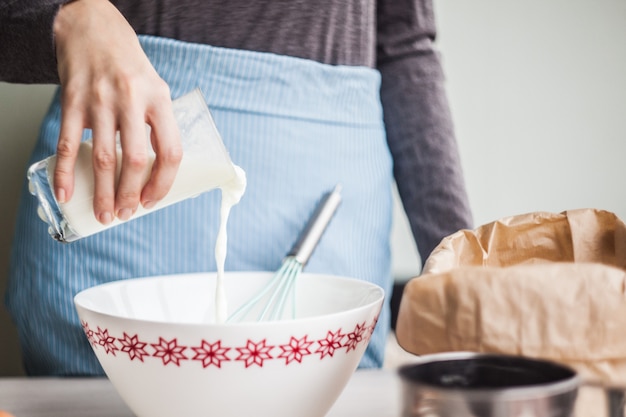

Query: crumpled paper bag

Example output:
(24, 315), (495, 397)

(396, 208), (626, 386)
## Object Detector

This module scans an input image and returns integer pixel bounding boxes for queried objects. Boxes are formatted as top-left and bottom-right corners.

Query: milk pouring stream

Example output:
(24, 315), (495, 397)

(28, 89), (247, 323)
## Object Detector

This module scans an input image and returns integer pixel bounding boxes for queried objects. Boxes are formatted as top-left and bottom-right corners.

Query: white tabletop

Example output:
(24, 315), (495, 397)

(0, 369), (402, 417)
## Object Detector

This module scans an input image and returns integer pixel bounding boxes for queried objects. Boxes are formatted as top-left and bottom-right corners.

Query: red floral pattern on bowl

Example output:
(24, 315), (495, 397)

(82, 315), (379, 368)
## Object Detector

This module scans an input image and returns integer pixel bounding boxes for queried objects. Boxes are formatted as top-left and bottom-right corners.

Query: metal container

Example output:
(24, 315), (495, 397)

(398, 352), (580, 417)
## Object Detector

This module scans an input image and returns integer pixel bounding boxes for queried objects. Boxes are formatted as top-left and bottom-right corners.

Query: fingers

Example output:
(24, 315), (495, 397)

(93, 88), (180, 224)
(90, 109), (117, 225)
(115, 106), (150, 220)
(142, 92), (183, 210)
(54, 102), (83, 204)
(59, 84), (181, 226)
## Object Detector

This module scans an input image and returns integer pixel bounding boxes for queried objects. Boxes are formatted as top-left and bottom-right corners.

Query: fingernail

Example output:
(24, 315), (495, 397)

(56, 188), (66, 204)
(99, 212), (113, 225)
(117, 208), (132, 221)
(142, 200), (155, 210)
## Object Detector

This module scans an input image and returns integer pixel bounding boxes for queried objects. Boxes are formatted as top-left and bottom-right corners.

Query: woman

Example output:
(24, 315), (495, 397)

(0, 0), (473, 375)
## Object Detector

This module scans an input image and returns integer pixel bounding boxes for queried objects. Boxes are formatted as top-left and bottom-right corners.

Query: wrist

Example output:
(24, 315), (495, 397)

(53, 1), (79, 40)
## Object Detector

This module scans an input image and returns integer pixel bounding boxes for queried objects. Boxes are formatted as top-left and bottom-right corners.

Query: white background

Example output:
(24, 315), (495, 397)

(1, 0), (625, 375)
(392, 0), (626, 279)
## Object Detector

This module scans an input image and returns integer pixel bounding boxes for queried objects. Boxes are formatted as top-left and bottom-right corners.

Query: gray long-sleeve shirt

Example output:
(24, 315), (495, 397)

(0, 0), (473, 265)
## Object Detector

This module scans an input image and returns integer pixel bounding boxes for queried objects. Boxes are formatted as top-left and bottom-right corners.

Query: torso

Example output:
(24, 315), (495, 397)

(112, 0), (376, 67)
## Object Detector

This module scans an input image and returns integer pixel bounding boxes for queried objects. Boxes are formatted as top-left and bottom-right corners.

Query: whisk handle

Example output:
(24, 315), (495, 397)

(288, 184), (342, 265)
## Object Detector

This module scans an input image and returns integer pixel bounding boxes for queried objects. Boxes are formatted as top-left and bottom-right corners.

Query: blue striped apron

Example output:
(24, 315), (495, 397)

(6, 35), (394, 375)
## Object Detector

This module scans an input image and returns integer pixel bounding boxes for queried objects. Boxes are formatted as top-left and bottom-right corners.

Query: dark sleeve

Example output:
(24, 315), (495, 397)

(0, 0), (69, 83)
(376, 0), (473, 264)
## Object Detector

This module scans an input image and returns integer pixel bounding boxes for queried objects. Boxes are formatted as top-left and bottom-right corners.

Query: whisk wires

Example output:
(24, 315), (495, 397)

(227, 257), (303, 322)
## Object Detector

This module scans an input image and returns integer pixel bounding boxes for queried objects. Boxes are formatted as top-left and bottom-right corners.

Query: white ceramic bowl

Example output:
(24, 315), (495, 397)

(74, 272), (384, 417)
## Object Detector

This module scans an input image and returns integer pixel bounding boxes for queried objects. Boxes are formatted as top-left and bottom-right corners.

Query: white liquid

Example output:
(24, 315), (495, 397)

(213, 165), (246, 323)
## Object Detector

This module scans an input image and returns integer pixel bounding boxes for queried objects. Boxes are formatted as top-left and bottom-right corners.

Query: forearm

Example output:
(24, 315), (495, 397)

(0, 0), (69, 83)
(380, 53), (473, 263)
(377, 0), (473, 263)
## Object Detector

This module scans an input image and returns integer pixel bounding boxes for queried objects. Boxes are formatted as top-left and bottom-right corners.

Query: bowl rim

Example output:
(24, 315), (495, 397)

(73, 271), (385, 327)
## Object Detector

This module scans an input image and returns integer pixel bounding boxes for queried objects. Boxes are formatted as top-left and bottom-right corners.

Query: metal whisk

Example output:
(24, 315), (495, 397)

(228, 184), (342, 322)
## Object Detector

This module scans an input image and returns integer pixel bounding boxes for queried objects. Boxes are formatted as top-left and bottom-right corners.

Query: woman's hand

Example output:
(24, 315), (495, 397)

(53, 0), (182, 224)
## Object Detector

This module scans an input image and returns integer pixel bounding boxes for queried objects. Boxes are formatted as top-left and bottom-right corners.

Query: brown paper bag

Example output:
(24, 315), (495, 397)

(396, 208), (626, 386)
